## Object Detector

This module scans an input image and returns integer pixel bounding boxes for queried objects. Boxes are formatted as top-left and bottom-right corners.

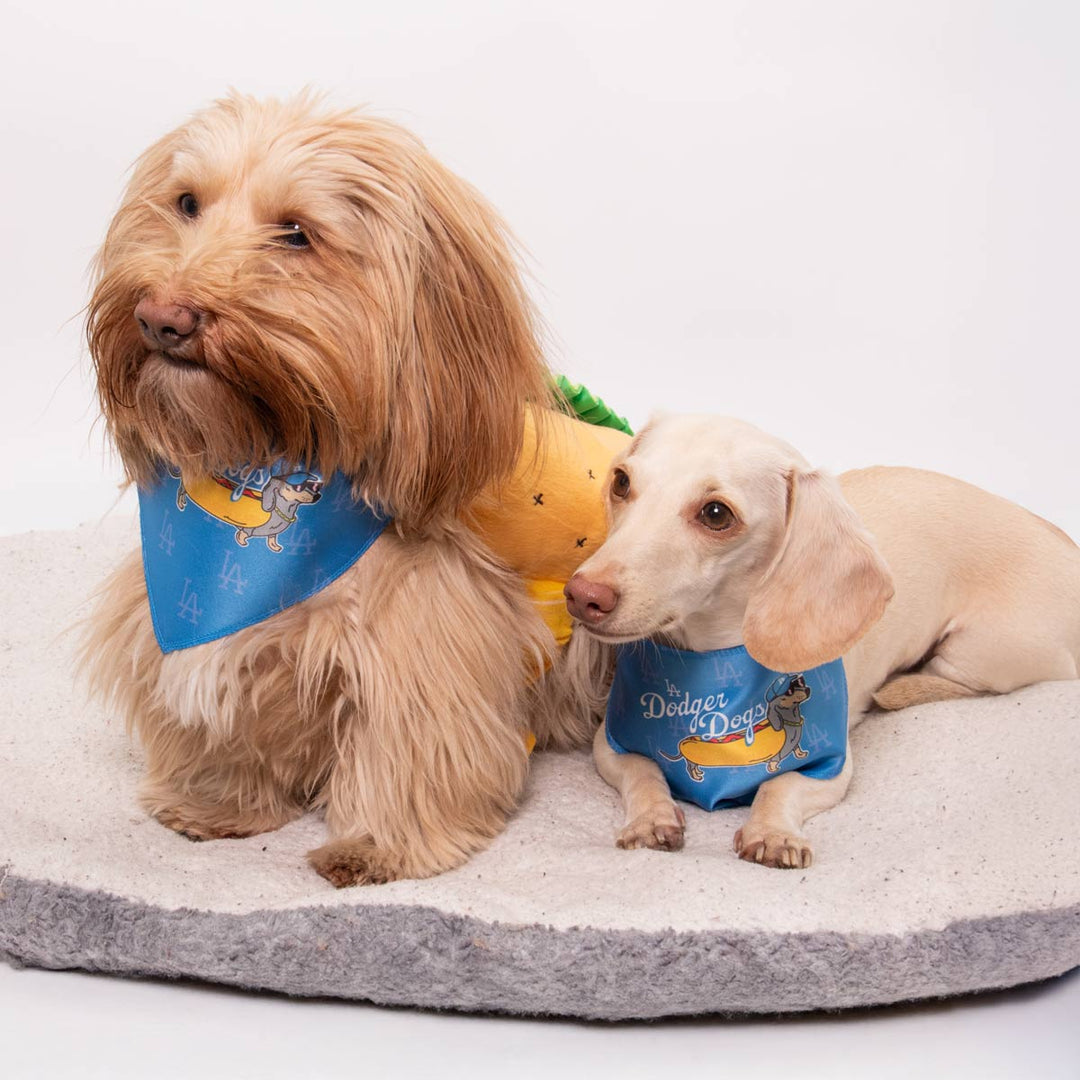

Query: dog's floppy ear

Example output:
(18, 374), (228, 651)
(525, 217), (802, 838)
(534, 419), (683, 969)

(261, 479), (281, 512)
(742, 469), (894, 671)
(382, 153), (549, 525)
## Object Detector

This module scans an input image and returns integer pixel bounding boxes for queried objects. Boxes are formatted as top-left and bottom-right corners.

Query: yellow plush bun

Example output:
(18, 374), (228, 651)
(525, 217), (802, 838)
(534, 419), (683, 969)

(469, 408), (630, 580)
(467, 408), (630, 651)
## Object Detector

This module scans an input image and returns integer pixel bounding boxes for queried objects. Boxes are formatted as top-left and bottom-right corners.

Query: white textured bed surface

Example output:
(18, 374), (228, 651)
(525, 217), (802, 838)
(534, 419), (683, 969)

(1, 520), (1077, 1018)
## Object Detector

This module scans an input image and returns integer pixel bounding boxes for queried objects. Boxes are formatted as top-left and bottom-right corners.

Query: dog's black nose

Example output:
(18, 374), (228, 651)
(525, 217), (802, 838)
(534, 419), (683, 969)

(135, 298), (201, 350)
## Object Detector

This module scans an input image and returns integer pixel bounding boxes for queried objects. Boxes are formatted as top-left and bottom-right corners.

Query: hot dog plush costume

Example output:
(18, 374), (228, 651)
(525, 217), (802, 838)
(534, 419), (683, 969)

(137, 378), (632, 654)
(467, 386), (632, 649)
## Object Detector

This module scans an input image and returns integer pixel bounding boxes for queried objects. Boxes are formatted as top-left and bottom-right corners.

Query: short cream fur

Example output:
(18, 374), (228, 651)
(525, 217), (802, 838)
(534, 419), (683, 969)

(569, 414), (1080, 867)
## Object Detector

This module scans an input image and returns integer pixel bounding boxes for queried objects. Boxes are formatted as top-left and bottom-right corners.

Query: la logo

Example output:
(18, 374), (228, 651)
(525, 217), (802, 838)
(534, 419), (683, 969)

(158, 511), (175, 556)
(286, 528), (317, 556)
(218, 551), (248, 595)
(177, 578), (203, 625)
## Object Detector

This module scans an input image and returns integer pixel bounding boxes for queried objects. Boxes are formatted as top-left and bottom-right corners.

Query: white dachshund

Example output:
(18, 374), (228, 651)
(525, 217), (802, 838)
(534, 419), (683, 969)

(565, 414), (1080, 868)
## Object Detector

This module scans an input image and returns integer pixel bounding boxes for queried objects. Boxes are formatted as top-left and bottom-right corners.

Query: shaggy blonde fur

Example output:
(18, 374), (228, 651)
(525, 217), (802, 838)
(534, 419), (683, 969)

(82, 93), (595, 887)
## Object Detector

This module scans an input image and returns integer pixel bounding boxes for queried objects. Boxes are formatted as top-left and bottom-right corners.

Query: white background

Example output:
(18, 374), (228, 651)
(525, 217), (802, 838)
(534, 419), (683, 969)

(4, 0), (1080, 538)
(2, 1), (1078, 1075)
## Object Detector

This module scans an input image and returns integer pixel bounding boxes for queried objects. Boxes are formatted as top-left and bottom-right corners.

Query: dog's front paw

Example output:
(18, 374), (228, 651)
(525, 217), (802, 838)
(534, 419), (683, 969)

(154, 806), (248, 842)
(308, 837), (402, 887)
(616, 804), (686, 851)
(734, 826), (812, 869)
(150, 800), (297, 841)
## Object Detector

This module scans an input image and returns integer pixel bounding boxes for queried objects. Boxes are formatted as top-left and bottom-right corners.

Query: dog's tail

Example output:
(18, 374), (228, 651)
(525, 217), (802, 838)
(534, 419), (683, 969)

(657, 749), (683, 763)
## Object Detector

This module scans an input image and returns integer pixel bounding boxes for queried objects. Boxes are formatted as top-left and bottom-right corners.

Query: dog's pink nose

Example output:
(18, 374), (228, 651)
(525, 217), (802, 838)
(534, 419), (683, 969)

(565, 574), (620, 624)
(134, 298), (201, 350)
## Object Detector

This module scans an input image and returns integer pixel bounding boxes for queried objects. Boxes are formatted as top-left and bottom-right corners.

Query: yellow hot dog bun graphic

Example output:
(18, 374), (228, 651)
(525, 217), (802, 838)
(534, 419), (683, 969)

(675, 723), (787, 768)
(183, 475), (271, 529)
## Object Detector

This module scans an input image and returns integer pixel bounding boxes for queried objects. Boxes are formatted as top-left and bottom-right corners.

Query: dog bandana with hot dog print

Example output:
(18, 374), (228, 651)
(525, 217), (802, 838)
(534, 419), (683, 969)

(138, 380), (629, 654)
(606, 640), (848, 810)
(138, 463), (389, 652)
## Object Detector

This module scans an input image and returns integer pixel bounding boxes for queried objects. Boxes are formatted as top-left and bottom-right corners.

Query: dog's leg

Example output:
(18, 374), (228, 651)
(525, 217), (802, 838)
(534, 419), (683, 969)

(873, 672), (975, 710)
(877, 630), (1078, 713)
(135, 708), (319, 841)
(734, 746), (853, 869)
(140, 771), (305, 841)
(307, 533), (544, 886)
(925, 638), (1078, 694)
(82, 554), (324, 841)
(593, 721), (685, 851)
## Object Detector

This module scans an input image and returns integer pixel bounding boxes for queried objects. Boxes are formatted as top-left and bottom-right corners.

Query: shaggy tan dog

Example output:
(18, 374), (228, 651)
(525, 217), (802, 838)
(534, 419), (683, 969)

(82, 93), (601, 886)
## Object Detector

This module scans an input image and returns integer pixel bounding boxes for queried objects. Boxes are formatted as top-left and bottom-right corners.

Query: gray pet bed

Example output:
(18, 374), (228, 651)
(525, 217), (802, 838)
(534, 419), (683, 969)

(1, 520), (1077, 1020)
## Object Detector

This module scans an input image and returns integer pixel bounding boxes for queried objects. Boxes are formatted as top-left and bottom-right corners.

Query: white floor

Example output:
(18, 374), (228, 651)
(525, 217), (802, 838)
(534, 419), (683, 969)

(2, 960), (1077, 1079)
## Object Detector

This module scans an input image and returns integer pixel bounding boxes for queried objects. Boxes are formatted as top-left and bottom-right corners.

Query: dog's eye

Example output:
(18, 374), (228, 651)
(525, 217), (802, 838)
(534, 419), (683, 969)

(699, 501), (735, 531)
(279, 222), (310, 249)
(611, 468), (631, 499)
(177, 193), (199, 218)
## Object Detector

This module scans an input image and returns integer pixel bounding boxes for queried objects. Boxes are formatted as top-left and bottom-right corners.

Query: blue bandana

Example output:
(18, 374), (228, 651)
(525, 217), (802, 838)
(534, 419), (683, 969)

(606, 641), (847, 810)
(138, 464), (390, 652)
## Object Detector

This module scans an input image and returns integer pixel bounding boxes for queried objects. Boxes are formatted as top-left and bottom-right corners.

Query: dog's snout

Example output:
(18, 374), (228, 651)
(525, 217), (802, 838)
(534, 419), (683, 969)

(134, 298), (201, 350)
(565, 574), (620, 624)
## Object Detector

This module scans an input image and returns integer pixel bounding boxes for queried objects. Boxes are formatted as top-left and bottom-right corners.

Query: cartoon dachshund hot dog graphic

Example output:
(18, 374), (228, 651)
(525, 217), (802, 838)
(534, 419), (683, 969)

(658, 673), (812, 781)
(175, 467), (323, 552)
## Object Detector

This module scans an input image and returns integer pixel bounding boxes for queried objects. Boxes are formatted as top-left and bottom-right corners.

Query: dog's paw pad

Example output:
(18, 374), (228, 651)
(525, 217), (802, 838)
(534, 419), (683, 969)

(616, 805), (686, 852)
(308, 838), (398, 887)
(733, 827), (812, 869)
